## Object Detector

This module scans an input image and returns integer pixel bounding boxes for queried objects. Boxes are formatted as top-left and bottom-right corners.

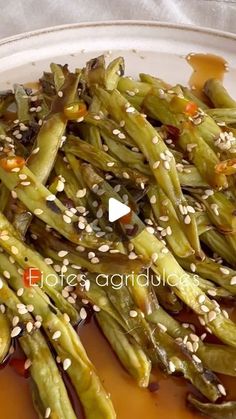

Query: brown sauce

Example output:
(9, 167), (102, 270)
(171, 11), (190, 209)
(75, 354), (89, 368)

(186, 53), (228, 100)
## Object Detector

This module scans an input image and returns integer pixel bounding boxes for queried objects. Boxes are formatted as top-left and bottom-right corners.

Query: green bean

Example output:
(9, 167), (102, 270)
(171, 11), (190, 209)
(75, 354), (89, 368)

(188, 394), (236, 418)
(0, 312), (11, 363)
(14, 84), (30, 122)
(95, 87), (201, 255)
(206, 108), (236, 124)
(105, 57), (124, 91)
(96, 310), (151, 387)
(0, 279), (77, 419)
(204, 78), (236, 108)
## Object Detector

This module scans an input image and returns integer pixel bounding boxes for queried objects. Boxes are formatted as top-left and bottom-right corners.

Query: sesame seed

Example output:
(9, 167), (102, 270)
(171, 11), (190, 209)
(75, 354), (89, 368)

(186, 341), (193, 352)
(190, 333), (199, 342)
(11, 246), (18, 255)
(230, 276), (236, 285)
(153, 161), (160, 169)
(63, 358), (71, 371)
(45, 407), (51, 419)
(93, 305), (100, 312)
(217, 384), (226, 396)
(11, 326), (21, 338)
(34, 208), (43, 215)
(63, 313), (70, 323)
(192, 354), (201, 364)
(161, 247), (169, 254)
(3, 271), (10, 279)
(201, 333), (207, 341)
(63, 215), (72, 224)
(222, 309), (229, 319)
(0, 304), (5, 313)
(46, 194), (56, 201)
(207, 289), (217, 297)
(56, 180), (64, 192)
(198, 295), (205, 304)
(151, 253), (158, 262)
(169, 361), (176, 372)
(11, 190), (17, 199)
(152, 136), (159, 144)
(76, 188), (87, 198)
(123, 172), (130, 179)
(129, 310), (138, 318)
(91, 257), (99, 264)
(164, 161), (170, 170)
(12, 316), (19, 327)
(58, 90), (63, 97)
(158, 323), (167, 332)
(21, 181), (31, 186)
(159, 216), (169, 222)
(34, 321), (42, 329)
(190, 263), (196, 272)
(220, 267), (230, 275)
(184, 215), (191, 224)
(146, 226), (155, 234)
(52, 330), (61, 340)
(126, 106), (135, 113)
(208, 311), (217, 322)
(19, 173), (27, 180)
(98, 245), (110, 252)
(201, 305), (209, 313)
(31, 146), (40, 155)
(25, 359), (32, 370)
(150, 195), (157, 204)
(58, 250), (68, 258)
(17, 288), (24, 297)
(80, 307), (87, 320)
(26, 322), (33, 333)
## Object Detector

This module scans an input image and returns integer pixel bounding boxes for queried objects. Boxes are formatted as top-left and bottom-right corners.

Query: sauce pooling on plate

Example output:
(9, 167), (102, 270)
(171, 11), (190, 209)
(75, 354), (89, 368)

(186, 53), (228, 99)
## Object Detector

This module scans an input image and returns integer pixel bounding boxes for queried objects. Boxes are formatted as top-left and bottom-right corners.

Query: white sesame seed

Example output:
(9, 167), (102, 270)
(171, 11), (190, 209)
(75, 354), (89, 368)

(158, 323), (167, 332)
(11, 190), (17, 199)
(192, 354), (201, 364)
(150, 195), (157, 204)
(11, 326), (21, 338)
(20, 181), (31, 186)
(98, 245), (110, 252)
(222, 309), (229, 319)
(63, 215), (72, 224)
(80, 307), (87, 320)
(219, 267), (230, 275)
(198, 295), (205, 304)
(129, 310), (138, 318)
(24, 359), (32, 370)
(152, 136), (159, 144)
(217, 384), (226, 396)
(184, 215), (191, 224)
(11, 246), (18, 255)
(230, 276), (236, 285)
(17, 288), (24, 297)
(56, 180), (65, 192)
(45, 407), (51, 419)
(76, 188), (87, 198)
(26, 322), (33, 333)
(19, 173), (27, 180)
(58, 250), (68, 258)
(146, 226), (155, 234)
(12, 316), (19, 327)
(201, 305), (209, 313)
(190, 263), (196, 272)
(63, 358), (71, 371)
(207, 289), (217, 297)
(190, 333), (199, 342)
(3, 271), (10, 279)
(153, 161), (160, 169)
(126, 106), (135, 113)
(46, 194), (56, 201)
(93, 305), (100, 312)
(52, 330), (61, 340)
(169, 361), (176, 372)
(186, 341), (194, 352)
(208, 311), (217, 322)
(91, 257), (99, 264)
(34, 208), (43, 215)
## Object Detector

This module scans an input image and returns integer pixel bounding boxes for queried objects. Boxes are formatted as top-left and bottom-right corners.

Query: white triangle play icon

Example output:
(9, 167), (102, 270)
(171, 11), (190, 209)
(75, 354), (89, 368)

(108, 198), (131, 222)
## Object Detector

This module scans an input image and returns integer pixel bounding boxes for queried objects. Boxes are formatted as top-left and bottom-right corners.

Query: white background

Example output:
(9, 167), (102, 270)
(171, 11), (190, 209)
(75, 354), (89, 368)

(1, 0), (236, 38)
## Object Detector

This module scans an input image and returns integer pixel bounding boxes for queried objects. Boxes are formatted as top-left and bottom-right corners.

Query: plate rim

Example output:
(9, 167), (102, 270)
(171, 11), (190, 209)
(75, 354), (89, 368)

(0, 20), (236, 48)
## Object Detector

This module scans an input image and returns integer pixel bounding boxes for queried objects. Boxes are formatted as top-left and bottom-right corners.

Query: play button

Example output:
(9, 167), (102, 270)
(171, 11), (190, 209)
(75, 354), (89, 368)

(108, 198), (131, 222)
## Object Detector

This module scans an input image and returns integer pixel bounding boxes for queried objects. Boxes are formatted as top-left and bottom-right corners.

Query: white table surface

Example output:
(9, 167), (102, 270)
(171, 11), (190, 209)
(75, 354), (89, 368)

(1, 0), (236, 38)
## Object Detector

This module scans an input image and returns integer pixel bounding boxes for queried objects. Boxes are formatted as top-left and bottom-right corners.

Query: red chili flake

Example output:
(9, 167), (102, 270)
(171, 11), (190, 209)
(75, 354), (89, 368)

(9, 358), (29, 378)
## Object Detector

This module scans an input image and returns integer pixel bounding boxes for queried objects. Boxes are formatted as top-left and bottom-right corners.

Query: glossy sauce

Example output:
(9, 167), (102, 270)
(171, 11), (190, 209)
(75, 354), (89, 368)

(186, 53), (228, 99)
(1, 313), (236, 419)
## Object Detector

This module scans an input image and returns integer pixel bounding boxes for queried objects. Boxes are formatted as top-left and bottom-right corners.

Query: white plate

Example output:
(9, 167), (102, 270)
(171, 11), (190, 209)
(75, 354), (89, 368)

(0, 20), (235, 94)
